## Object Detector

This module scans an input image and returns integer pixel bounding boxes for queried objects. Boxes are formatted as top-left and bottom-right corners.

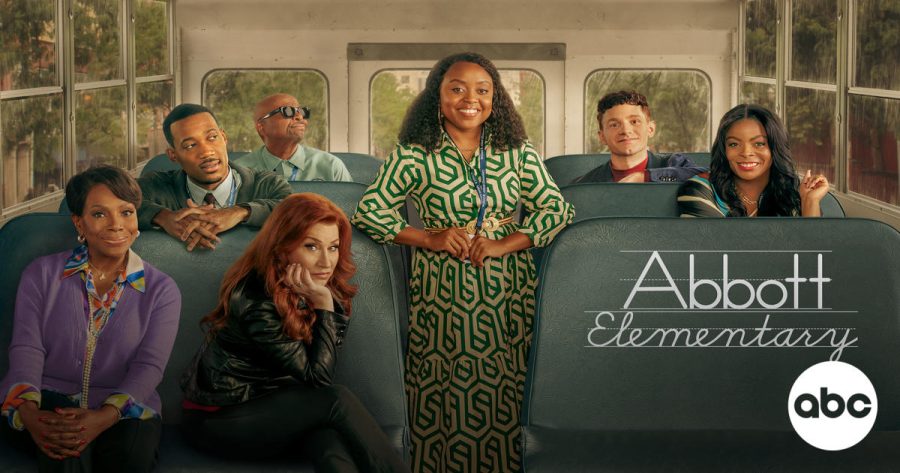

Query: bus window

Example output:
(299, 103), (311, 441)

(75, 86), (128, 171)
(202, 69), (329, 153)
(744, 0), (776, 79)
(785, 0), (838, 183)
(369, 69), (546, 159)
(1, 0), (63, 210)
(741, 82), (776, 112)
(855, 1), (899, 91)
(1, 95), (64, 210)
(740, 0), (899, 212)
(583, 70), (711, 154)
(0, 1), (57, 91)
(785, 88), (836, 181)
(135, 0), (173, 164)
(849, 96), (899, 206)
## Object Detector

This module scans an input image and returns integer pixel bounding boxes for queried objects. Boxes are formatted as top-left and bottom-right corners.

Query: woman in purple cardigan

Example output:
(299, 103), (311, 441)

(0, 165), (180, 473)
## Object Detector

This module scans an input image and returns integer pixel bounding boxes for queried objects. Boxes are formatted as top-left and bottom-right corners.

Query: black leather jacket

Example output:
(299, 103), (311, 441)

(181, 275), (349, 406)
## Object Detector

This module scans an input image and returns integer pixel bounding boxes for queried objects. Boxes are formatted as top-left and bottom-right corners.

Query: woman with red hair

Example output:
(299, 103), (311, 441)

(180, 193), (407, 472)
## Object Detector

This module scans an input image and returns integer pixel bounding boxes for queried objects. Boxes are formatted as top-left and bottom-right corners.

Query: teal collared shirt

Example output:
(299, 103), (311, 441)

(235, 144), (353, 182)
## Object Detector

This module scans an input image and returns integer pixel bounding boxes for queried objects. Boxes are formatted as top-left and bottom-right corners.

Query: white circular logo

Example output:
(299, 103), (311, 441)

(788, 361), (877, 451)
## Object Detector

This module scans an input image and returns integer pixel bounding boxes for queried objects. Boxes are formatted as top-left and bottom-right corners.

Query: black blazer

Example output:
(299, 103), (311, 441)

(181, 275), (349, 406)
(573, 151), (707, 184)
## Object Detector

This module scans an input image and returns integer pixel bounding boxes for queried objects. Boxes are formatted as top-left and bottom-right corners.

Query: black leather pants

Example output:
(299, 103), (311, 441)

(181, 384), (409, 473)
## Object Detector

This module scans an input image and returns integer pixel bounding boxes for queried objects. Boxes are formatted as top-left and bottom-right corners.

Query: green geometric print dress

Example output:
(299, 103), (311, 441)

(352, 134), (574, 473)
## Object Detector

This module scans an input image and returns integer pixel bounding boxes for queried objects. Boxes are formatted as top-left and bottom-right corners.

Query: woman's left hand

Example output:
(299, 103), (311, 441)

(469, 236), (509, 268)
(799, 170), (829, 217)
(285, 263), (334, 312)
(799, 170), (829, 203)
(51, 405), (119, 453)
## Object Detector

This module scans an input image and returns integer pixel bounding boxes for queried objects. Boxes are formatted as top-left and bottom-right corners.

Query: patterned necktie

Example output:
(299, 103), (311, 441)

(203, 192), (217, 207)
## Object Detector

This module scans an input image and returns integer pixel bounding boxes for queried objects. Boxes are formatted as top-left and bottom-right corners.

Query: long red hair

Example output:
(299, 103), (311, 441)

(202, 193), (358, 343)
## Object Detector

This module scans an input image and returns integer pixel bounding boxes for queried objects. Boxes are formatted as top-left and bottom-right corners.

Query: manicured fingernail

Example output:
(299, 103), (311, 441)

(80, 426), (86, 431)
(80, 439), (85, 445)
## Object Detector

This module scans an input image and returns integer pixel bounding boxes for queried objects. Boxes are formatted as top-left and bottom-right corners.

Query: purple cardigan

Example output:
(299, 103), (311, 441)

(1, 250), (180, 415)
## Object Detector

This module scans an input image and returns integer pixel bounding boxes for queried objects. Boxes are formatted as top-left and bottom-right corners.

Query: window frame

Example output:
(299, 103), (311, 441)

(582, 67), (713, 154)
(739, 0), (900, 217)
(0, 0), (175, 221)
(199, 67), (331, 153)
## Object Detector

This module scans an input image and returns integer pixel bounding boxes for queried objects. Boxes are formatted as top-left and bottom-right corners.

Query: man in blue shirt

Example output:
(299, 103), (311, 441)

(235, 93), (352, 182)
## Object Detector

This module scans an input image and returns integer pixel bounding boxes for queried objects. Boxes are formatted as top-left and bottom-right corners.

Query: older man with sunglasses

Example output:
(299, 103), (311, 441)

(234, 93), (353, 182)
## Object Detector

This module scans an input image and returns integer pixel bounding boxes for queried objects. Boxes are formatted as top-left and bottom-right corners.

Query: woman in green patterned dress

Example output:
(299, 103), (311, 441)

(352, 52), (573, 473)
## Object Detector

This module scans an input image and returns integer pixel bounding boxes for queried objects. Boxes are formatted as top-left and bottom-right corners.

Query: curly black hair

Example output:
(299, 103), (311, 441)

(597, 90), (653, 123)
(709, 104), (801, 216)
(398, 52), (528, 152)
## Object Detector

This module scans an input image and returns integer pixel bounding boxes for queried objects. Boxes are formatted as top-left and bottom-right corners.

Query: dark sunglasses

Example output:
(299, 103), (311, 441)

(258, 105), (311, 121)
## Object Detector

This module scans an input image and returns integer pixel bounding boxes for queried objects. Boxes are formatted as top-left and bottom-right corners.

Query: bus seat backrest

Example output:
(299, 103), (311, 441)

(544, 152), (712, 187)
(820, 191), (846, 217)
(544, 154), (609, 186)
(332, 152), (384, 186)
(289, 181), (368, 218)
(140, 153), (179, 177)
(524, 217), (900, 435)
(561, 182), (681, 222)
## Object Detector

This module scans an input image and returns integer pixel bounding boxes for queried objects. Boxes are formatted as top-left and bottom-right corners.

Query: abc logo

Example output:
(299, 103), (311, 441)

(788, 361), (877, 451)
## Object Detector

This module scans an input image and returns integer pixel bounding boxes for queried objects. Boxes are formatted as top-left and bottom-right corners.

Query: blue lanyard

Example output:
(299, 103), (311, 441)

(471, 131), (487, 232)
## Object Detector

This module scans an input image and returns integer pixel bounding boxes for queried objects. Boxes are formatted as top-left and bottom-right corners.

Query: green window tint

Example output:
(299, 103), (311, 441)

(369, 69), (545, 160)
(785, 87), (836, 182)
(203, 70), (328, 152)
(135, 0), (169, 77)
(0, 0), (57, 91)
(1, 94), (64, 208)
(790, 0), (837, 84)
(855, 0), (900, 91)
(137, 80), (173, 163)
(848, 95), (900, 205)
(741, 81), (776, 111)
(75, 86), (127, 171)
(584, 70), (710, 154)
(73, 0), (123, 83)
(745, 0), (777, 78)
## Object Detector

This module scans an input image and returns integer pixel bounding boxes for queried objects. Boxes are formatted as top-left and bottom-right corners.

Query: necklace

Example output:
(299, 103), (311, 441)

(89, 261), (125, 281)
(737, 191), (757, 206)
(737, 190), (759, 217)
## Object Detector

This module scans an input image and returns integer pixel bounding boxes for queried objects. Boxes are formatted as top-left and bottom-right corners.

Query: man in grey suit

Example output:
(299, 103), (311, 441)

(138, 103), (291, 251)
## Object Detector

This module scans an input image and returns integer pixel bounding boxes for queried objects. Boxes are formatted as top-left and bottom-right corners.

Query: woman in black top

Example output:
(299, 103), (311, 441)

(181, 193), (407, 472)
